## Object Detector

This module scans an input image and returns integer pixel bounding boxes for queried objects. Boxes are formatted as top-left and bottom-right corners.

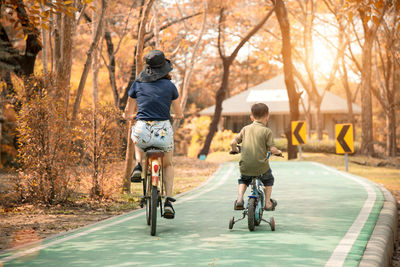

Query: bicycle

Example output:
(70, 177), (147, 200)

(228, 148), (282, 231)
(133, 146), (175, 236)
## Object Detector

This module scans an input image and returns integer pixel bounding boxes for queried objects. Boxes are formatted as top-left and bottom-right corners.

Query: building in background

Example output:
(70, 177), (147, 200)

(199, 75), (361, 139)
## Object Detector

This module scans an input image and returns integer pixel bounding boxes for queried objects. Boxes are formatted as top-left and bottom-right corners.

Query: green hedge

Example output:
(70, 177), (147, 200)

(274, 138), (360, 154)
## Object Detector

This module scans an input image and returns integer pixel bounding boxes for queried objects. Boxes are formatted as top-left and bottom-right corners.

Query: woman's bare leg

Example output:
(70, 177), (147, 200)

(134, 145), (143, 165)
(163, 151), (174, 197)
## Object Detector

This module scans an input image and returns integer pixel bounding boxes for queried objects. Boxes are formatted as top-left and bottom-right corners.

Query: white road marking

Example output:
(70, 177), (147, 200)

(0, 164), (234, 264)
(311, 163), (377, 267)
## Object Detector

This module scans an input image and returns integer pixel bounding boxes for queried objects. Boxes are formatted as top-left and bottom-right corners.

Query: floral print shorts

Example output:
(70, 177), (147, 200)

(131, 120), (174, 152)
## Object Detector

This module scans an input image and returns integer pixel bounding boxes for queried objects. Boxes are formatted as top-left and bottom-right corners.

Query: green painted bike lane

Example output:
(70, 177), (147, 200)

(0, 162), (383, 267)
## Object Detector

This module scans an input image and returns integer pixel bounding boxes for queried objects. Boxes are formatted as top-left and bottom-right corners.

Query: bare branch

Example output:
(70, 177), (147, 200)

(229, 7), (275, 61)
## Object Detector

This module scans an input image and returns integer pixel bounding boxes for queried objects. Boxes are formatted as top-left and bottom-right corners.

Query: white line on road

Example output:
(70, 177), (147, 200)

(0, 163), (234, 264)
(311, 163), (377, 267)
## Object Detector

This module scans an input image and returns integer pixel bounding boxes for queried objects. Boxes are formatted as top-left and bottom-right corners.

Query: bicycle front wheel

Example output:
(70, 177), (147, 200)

(150, 185), (158, 236)
(248, 198), (256, 231)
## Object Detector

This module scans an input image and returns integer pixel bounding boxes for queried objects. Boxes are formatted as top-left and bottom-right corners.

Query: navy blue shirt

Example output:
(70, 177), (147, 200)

(128, 79), (179, 121)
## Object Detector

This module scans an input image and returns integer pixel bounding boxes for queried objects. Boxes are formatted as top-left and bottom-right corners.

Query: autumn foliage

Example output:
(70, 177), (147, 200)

(16, 78), (80, 204)
(14, 77), (125, 204)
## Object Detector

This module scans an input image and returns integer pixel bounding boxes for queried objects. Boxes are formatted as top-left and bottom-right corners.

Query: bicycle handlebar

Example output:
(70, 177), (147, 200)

(229, 146), (284, 158)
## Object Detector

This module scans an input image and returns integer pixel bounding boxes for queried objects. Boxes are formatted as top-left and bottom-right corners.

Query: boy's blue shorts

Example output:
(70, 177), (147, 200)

(238, 169), (274, 187)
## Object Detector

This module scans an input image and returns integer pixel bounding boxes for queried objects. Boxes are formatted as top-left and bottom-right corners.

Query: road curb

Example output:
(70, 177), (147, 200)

(359, 185), (399, 267)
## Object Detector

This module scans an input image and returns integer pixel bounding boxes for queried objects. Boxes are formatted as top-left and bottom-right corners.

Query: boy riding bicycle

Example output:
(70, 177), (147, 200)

(230, 103), (282, 211)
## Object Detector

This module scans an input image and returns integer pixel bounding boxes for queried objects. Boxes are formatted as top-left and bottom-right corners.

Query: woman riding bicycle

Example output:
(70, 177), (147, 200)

(123, 50), (183, 219)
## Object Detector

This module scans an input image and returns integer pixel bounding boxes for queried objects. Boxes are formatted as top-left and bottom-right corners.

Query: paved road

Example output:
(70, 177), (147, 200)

(0, 161), (384, 266)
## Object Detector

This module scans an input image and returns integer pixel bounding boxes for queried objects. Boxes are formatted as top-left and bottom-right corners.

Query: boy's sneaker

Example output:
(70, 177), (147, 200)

(163, 199), (175, 219)
(234, 200), (244, 210)
(130, 164), (142, 183)
(264, 199), (277, 211)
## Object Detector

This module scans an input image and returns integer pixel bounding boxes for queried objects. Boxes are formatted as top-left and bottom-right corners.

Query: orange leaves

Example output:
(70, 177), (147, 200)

(345, 0), (387, 26)
(371, 15), (380, 25)
(373, 0), (384, 9)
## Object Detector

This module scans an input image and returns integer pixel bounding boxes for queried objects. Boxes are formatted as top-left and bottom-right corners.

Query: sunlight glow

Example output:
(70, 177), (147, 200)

(312, 35), (336, 81)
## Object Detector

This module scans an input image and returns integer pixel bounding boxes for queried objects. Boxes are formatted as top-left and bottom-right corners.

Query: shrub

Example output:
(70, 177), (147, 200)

(78, 103), (124, 200)
(210, 129), (236, 152)
(274, 138), (360, 154)
(16, 78), (80, 204)
(186, 116), (211, 158)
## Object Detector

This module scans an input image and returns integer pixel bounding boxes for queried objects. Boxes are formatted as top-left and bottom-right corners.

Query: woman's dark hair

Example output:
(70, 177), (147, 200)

(162, 74), (172, 80)
(251, 103), (269, 119)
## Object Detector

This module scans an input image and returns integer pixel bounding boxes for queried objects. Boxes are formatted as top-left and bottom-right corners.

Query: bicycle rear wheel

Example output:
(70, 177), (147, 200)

(146, 197), (151, 225)
(145, 173), (151, 225)
(150, 185), (158, 236)
(247, 198), (256, 231)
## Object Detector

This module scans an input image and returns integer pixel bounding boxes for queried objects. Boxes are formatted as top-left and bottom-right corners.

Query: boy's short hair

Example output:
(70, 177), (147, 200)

(251, 103), (269, 119)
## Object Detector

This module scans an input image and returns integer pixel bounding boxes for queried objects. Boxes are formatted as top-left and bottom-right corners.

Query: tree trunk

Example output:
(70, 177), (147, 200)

(91, 1), (100, 198)
(61, 4), (75, 111)
(274, 0), (300, 159)
(341, 57), (354, 124)
(386, 107), (396, 156)
(358, 4), (388, 155)
(387, 62), (398, 157)
(49, 12), (54, 75)
(54, 12), (62, 76)
(119, 46), (137, 111)
(71, 0), (108, 122)
(198, 60), (230, 157)
(104, 30), (119, 108)
(360, 36), (375, 155)
(40, 4), (48, 76)
(316, 105), (323, 140)
(123, 0), (155, 192)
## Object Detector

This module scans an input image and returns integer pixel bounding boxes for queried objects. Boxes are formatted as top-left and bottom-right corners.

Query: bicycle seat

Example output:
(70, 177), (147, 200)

(144, 146), (164, 157)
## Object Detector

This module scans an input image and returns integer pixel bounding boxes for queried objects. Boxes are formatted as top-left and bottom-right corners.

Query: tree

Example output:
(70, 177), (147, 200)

(197, 4), (275, 157)
(91, 0), (101, 198)
(123, 0), (155, 192)
(347, 0), (389, 155)
(272, 0), (301, 159)
(173, 0), (208, 130)
(0, 0), (42, 78)
(291, 0), (343, 140)
(118, 10), (202, 111)
(372, 1), (399, 156)
(71, 0), (109, 122)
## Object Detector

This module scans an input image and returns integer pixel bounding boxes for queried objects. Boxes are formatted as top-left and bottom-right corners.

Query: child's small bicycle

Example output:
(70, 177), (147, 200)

(228, 149), (281, 231)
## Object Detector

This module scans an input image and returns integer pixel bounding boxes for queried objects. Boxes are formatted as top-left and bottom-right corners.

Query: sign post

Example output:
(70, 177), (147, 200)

(291, 121), (306, 160)
(335, 123), (354, 172)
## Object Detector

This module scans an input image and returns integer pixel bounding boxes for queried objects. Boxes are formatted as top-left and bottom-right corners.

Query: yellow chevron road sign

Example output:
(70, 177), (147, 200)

(335, 124), (354, 154)
(291, 121), (306, 146)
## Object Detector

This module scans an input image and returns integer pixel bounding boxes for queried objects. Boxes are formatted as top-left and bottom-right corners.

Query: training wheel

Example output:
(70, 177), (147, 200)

(229, 216), (235, 229)
(270, 217), (275, 231)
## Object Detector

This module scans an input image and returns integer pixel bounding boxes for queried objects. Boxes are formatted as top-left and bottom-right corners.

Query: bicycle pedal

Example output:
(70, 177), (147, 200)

(139, 197), (145, 208)
(130, 177), (142, 183)
(166, 197), (176, 203)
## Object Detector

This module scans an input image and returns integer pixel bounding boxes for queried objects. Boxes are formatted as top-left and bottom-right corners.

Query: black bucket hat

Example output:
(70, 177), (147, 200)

(136, 50), (173, 82)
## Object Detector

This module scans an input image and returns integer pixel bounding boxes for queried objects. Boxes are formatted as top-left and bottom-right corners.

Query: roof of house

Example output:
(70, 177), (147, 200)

(199, 74), (361, 116)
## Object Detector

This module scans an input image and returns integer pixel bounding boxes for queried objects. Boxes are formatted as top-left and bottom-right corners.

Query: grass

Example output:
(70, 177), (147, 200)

(206, 151), (400, 203)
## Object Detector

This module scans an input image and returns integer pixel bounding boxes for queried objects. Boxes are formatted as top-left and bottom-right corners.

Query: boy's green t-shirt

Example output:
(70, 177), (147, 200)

(235, 121), (274, 176)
